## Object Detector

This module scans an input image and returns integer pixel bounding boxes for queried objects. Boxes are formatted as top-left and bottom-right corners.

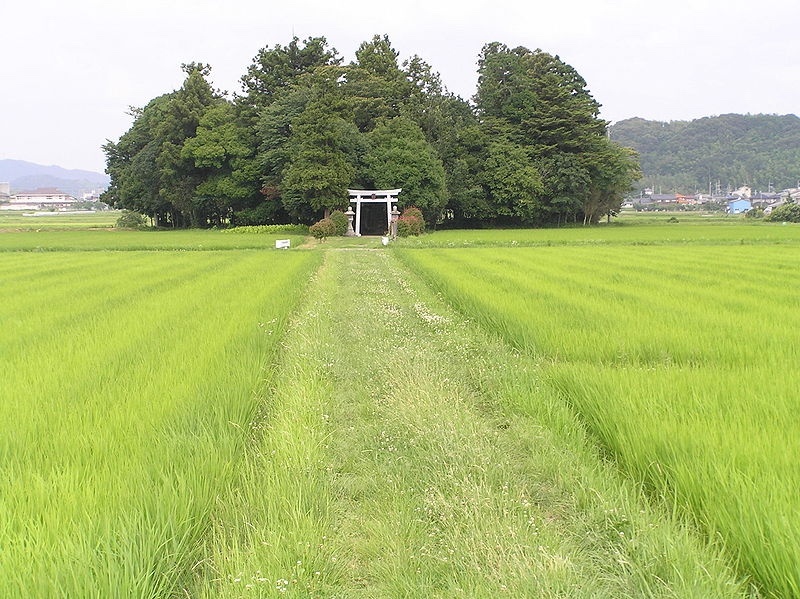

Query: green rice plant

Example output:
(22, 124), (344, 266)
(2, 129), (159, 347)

(192, 249), (746, 598)
(221, 223), (310, 235)
(0, 229), (308, 252)
(393, 221), (800, 249)
(0, 249), (320, 597)
(397, 243), (800, 597)
(0, 210), (121, 230)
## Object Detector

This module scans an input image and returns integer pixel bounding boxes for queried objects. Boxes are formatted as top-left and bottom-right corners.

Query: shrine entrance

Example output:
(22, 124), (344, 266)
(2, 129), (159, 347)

(347, 189), (402, 236)
(360, 203), (387, 235)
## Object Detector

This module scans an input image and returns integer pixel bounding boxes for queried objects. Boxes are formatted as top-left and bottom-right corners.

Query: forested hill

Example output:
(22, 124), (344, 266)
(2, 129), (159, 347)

(0, 159), (109, 198)
(609, 114), (800, 194)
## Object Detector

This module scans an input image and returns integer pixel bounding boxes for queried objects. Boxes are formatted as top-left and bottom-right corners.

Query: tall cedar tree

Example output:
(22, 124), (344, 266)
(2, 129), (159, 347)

(104, 63), (221, 227)
(280, 67), (360, 221)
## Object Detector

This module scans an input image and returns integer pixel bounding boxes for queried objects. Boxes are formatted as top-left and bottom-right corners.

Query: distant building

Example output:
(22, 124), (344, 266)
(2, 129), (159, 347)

(0, 182), (10, 200)
(784, 188), (800, 202)
(675, 194), (699, 205)
(731, 185), (752, 200)
(727, 199), (752, 214)
(764, 200), (785, 215)
(1, 187), (78, 211)
(82, 189), (104, 201)
(650, 193), (677, 203)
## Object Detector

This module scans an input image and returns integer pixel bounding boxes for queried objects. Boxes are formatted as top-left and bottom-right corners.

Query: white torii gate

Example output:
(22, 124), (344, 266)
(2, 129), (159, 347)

(348, 189), (402, 236)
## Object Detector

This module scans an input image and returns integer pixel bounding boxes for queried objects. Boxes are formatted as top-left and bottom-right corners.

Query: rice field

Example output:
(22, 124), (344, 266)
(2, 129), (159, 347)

(3, 218), (799, 597)
(396, 239), (800, 597)
(395, 219), (800, 249)
(0, 244), (320, 596)
(0, 228), (308, 252)
(0, 210), (120, 230)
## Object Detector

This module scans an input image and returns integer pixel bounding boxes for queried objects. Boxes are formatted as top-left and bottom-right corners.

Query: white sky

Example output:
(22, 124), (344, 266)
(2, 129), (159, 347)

(2, 0), (798, 173)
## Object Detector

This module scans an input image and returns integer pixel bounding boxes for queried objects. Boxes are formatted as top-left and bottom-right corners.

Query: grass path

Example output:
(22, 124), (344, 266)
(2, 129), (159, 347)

(191, 248), (748, 597)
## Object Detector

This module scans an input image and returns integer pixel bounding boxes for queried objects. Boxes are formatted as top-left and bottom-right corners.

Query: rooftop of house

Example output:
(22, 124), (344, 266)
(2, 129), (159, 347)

(15, 187), (71, 196)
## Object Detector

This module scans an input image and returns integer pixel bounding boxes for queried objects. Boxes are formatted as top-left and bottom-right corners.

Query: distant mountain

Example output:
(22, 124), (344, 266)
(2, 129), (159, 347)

(609, 114), (800, 194)
(0, 159), (109, 198)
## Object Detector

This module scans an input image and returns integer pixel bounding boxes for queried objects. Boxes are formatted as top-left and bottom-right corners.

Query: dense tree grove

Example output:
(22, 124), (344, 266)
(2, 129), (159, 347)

(610, 114), (800, 194)
(103, 36), (639, 228)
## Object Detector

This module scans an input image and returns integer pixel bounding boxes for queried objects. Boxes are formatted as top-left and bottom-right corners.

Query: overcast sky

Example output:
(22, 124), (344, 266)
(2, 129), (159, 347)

(2, 0), (798, 173)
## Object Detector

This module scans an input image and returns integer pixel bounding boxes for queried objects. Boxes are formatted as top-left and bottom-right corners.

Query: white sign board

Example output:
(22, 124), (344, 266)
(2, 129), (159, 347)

(275, 239), (290, 249)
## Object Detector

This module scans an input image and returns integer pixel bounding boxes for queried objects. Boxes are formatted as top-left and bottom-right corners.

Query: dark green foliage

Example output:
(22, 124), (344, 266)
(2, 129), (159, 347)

(346, 35), (410, 133)
(766, 201), (800, 223)
(431, 99), (490, 225)
(610, 114), (800, 193)
(474, 43), (638, 225)
(240, 36), (340, 110)
(182, 102), (263, 222)
(363, 117), (446, 222)
(745, 208), (764, 219)
(105, 36), (640, 229)
(329, 210), (348, 236)
(232, 200), (287, 226)
(103, 64), (222, 227)
(475, 44), (605, 154)
(114, 210), (148, 229)
(279, 66), (360, 221)
(309, 217), (337, 239)
(482, 139), (544, 221)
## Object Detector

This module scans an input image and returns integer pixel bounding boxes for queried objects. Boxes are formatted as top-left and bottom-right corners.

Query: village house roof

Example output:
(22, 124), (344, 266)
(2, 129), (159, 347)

(15, 187), (71, 196)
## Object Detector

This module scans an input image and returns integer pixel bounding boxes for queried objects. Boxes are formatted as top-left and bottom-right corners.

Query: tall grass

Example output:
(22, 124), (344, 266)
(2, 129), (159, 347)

(398, 243), (800, 597)
(0, 249), (320, 596)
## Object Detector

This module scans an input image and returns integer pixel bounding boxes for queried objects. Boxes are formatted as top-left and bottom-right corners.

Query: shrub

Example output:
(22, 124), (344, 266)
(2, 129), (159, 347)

(766, 201), (800, 223)
(396, 206), (425, 237)
(396, 219), (414, 237)
(115, 211), (148, 229)
(329, 210), (349, 236)
(232, 202), (283, 226)
(309, 218), (337, 240)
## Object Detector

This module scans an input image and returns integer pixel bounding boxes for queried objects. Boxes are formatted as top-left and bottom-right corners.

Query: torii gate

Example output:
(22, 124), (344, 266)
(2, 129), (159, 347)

(347, 189), (402, 236)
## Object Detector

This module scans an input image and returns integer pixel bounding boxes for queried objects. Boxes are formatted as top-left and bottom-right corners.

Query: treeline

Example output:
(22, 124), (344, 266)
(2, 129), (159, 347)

(103, 35), (639, 228)
(610, 114), (800, 194)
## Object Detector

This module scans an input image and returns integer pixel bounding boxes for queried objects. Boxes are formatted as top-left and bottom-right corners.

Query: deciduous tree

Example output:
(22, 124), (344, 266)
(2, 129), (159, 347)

(363, 116), (446, 223)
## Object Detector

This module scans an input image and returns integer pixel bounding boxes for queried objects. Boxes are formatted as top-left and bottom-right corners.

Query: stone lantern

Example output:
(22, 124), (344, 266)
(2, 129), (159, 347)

(344, 205), (357, 237)
(390, 205), (401, 239)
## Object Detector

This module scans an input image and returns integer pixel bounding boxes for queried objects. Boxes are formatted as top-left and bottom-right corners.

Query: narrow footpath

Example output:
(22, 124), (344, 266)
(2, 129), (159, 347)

(192, 248), (745, 598)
